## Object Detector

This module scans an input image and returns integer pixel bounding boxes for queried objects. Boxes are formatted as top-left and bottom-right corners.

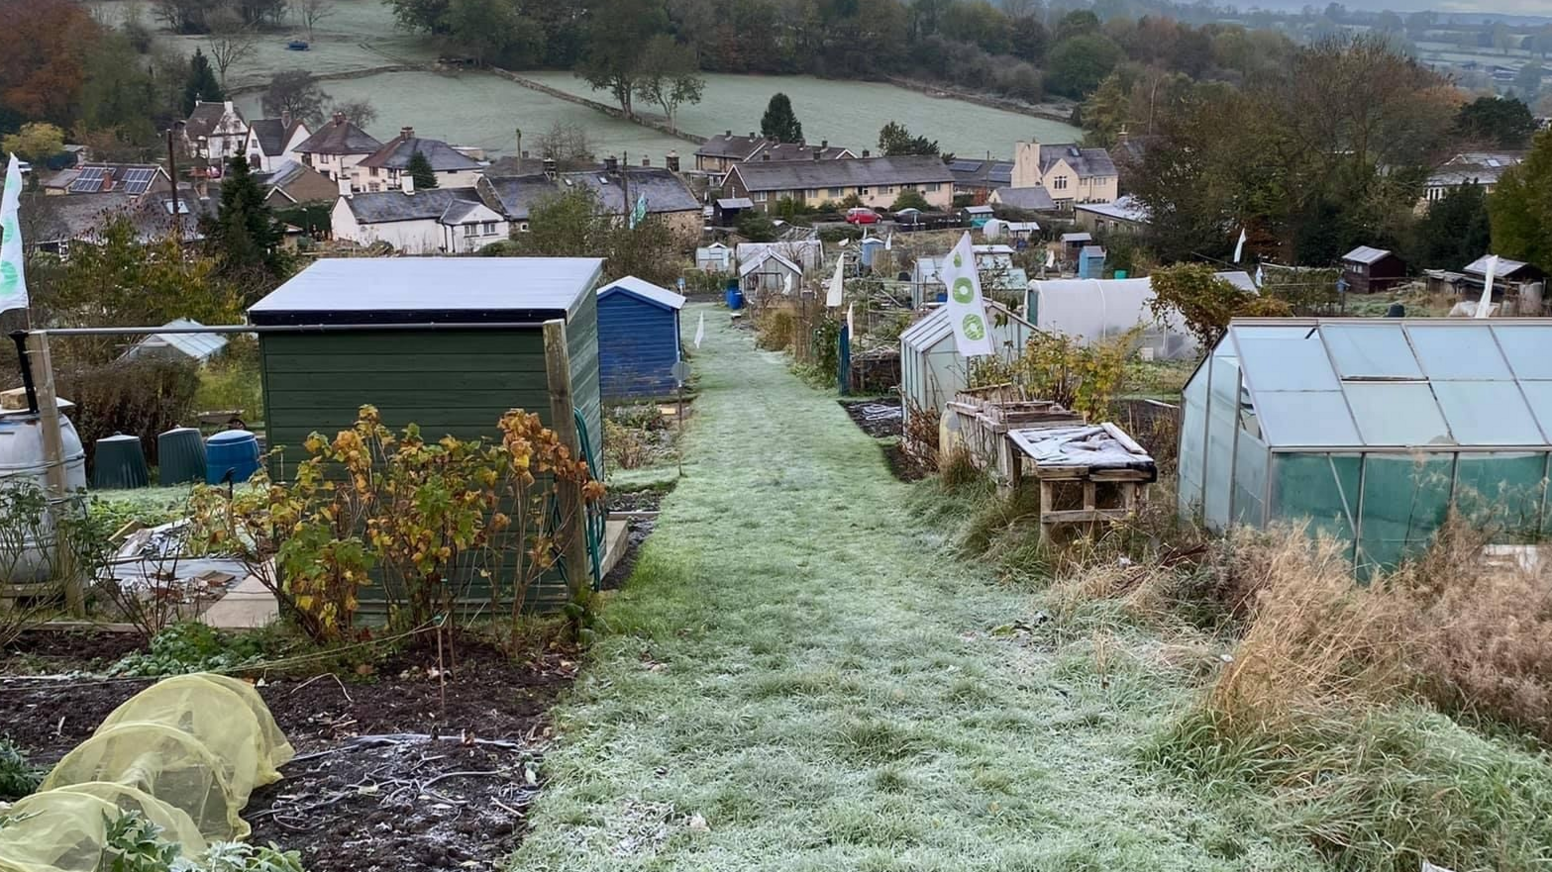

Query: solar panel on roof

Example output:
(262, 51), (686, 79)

(121, 168), (157, 195)
(68, 167), (107, 193)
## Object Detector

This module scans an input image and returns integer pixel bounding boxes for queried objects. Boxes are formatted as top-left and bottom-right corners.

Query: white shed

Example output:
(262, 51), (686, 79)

(695, 242), (733, 272)
(1024, 278), (1198, 361)
(739, 250), (803, 297)
(899, 300), (1033, 428)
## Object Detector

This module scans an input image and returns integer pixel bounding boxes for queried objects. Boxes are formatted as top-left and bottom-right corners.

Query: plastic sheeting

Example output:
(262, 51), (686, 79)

(0, 674), (292, 870)
(1007, 425), (1158, 477)
(1026, 278), (1199, 360)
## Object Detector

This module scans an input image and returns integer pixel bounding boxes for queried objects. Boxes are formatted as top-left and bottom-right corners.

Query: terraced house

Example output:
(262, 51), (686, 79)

(694, 131), (855, 173)
(720, 155), (955, 212)
(349, 127), (484, 192)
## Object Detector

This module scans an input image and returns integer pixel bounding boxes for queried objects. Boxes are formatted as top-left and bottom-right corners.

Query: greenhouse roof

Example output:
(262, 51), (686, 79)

(1222, 318), (1552, 450)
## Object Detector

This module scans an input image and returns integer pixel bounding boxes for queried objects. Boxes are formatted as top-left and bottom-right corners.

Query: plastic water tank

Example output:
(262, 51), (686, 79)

(0, 401), (88, 585)
(157, 427), (207, 486)
(92, 434), (150, 490)
(205, 430), (261, 485)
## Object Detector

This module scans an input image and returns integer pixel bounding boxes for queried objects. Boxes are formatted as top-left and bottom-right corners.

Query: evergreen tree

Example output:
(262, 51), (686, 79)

(202, 155), (283, 283)
(407, 150), (439, 189)
(760, 93), (803, 143)
(1489, 130), (1552, 269)
(182, 49), (225, 117)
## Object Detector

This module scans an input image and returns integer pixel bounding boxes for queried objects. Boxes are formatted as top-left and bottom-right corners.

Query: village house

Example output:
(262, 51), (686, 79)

(349, 127), (484, 192)
(242, 115), (312, 172)
(989, 184), (1057, 213)
(721, 155), (955, 213)
(1003, 139), (1119, 208)
(1073, 195), (1150, 235)
(1417, 152), (1524, 212)
(947, 157), (1014, 198)
(181, 100), (249, 167)
(1340, 246), (1408, 294)
(694, 131), (855, 174)
(475, 173), (558, 234)
(560, 162), (703, 242)
(295, 113), (384, 186)
(331, 178), (509, 253)
(43, 164), (172, 198)
(253, 160), (339, 207)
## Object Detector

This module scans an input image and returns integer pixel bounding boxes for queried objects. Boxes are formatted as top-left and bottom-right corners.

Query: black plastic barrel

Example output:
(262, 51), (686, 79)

(92, 434), (149, 490)
(157, 427), (207, 486)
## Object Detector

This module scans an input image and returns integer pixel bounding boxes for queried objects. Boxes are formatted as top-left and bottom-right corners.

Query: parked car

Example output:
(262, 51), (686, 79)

(845, 207), (880, 225)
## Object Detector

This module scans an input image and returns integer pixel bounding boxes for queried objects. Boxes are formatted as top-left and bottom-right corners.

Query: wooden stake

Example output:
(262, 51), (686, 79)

(24, 332), (83, 615)
(543, 319), (590, 603)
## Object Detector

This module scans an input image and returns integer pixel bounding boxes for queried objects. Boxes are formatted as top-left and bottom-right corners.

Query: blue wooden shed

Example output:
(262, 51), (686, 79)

(596, 275), (687, 400)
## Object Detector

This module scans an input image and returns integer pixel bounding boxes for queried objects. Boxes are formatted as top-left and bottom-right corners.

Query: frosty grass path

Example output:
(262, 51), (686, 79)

(510, 304), (1300, 871)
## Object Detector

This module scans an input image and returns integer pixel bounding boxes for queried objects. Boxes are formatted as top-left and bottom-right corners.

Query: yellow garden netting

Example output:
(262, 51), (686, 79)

(0, 674), (292, 870)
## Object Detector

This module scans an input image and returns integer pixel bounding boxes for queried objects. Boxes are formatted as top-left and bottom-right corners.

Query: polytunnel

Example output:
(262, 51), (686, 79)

(1179, 318), (1552, 571)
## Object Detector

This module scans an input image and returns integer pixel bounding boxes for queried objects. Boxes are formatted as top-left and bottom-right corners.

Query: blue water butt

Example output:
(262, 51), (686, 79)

(725, 288), (745, 310)
(206, 429), (261, 484)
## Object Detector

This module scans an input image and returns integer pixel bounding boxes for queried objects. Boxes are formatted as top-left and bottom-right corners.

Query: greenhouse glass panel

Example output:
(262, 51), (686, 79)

(1357, 453), (1454, 570)
(1345, 383), (1453, 446)
(1233, 429), (1269, 526)
(1254, 391), (1359, 446)
(1404, 324), (1511, 380)
(1178, 366), (1208, 516)
(1321, 323), (1421, 380)
(1204, 354), (1240, 529)
(1270, 452), (1360, 560)
(1431, 381), (1546, 445)
(1454, 453), (1547, 540)
(1515, 382), (1552, 438)
(1490, 324), (1552, 380)
(1232, 326), (1339, 391)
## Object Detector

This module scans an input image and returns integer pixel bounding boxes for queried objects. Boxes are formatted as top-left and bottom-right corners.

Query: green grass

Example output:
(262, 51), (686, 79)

(509, 303), (1323, 871)
(520, 72), (1082, 159)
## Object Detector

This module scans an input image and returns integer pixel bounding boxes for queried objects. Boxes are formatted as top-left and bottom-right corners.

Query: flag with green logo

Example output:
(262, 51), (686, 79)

(629, 193), (648, 229)
(0, 154), (27, 314)
(939, 232), (992, 357)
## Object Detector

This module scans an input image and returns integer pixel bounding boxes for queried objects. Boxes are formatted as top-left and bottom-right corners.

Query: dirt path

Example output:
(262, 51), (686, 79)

(510, 305), (1313, 870)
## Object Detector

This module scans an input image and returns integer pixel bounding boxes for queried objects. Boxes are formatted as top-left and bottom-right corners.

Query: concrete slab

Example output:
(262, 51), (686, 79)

(199, 572), (279, 630)
(598, 518), (631, 579)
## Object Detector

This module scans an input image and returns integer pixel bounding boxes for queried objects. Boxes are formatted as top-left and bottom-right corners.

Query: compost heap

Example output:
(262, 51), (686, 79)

(0, 673), (294, 872)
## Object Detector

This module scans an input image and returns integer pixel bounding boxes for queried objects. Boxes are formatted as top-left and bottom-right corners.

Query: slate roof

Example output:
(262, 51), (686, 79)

(478, 174), (562, 221)
(296, 116), (383, 156)
(729, 156), (953, 192)
(948, 158), (1013, 188)
(993, 185), (1056, 212)
(248, 118), (308, 155)
(696, 133), (768, 160)
(358, 135), (482, 172)
(183, 101), (242, 141)
(1342, 245), (1394, 265)
(1039, 144), (1117, 180)
(342, 187), (484, 223)
(562, 167), (699, 214)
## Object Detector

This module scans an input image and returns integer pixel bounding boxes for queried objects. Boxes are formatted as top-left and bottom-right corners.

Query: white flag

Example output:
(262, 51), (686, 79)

(783, 272), (794, 296)
(1233, 228), (1247, 264)
(837, 237), (849, 247)
(694, 311), (705, 348)
(0, 154), (28, 314)
(826, 255), (845, 308)
(846, 302), (855, 339)
(1044, 248), (1055, 269)
(1254, 264), (1264, 289)
(939, 232), (993, 357)
(1475, 255), (1498, 319)
(884, 232), (893, 251)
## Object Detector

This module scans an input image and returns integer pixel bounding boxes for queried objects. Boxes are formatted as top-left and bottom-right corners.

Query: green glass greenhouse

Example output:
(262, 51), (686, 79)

(1179, 318), (1552, 571)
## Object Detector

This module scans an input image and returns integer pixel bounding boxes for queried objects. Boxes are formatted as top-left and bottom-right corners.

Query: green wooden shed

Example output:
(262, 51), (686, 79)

(248, 257), (605, 613)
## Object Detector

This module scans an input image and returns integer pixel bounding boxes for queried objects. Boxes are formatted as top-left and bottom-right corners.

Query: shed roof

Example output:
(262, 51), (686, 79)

(125, 319), (228, 362)
(1213, 318), (1552, 449)
(600, 276), (685, 311)
(248, 257), (604, 325)
(739, 250), (801, 277)
(1342, 245), (1393, 265)
(1464, 254), (1542, 279)
(1073, 195), (1150, 224)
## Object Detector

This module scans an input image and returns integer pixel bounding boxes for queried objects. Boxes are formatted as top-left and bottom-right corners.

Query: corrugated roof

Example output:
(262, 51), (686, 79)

(599, 275), (685, 311)
(1464, 254), (1540, 278)
(248, 257), (604, 324)
(729, 156), (953, 192)
(1342, 245), (1392, 265)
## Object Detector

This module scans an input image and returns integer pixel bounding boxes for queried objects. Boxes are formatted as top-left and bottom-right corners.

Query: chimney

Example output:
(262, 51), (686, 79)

(725, 129), (732, 137)
(521, 150), (530, 158)
(604, 155), (619, 174)
(821, 139), (828, 148)
(224, 100), (234, 113)
(666, 151), (680, 172)
(761, 153), (771, 161)
(402, 174), (415, 195)
(400, 126), (414, 140)
(332, 112), (346, 126)
(748, 131), (755, 139)
(543, 157), (557, 179)
(863, 149), (870, 158)
(280, 109), (292, 129)
(812, 147), (821, 161)
(641, 155), (650, 167)
(338, 176), (352, 199)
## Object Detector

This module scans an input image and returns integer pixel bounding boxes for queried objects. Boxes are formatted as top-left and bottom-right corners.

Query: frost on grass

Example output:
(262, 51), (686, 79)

(511, 306), (1324, 872)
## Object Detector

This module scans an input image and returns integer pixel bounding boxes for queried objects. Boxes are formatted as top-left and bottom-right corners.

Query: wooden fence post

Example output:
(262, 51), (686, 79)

(24, 331), (84, 615)
(543, 319), (591, 603)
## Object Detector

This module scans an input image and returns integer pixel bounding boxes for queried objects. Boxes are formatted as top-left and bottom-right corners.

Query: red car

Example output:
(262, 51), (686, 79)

(845, 207), (880, 225)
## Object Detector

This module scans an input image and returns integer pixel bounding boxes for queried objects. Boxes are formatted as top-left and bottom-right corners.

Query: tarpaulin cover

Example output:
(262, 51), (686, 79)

(0, 674), (291, 869)
(1008, 425), (1158, 479)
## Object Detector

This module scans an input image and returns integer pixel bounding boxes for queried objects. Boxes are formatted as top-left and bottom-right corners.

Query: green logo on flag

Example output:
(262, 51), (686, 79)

(952, 252), (963, 268)
(952, 277), (974, 304)
(962, 314), (986, 341)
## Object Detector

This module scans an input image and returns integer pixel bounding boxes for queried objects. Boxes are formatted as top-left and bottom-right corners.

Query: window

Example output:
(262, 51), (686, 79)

(519, 222), (530, 233)
(370, 167), (380, 177)
(482, 221), (496, 235)
(753, 190), (767, 202)
(925, 183), (941, 192)
(881, 185), (894, 195)
(367, 182), (381, 192)
(859, 187), (870, 196)
(1053, 177), (1068, 190)
(828, 187), (843, 198)
(464, 224), (477, 237)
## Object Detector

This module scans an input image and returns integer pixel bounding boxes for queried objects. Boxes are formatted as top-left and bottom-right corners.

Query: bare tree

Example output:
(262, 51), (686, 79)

(206, 9), (258, 88)
(330, 98), (378, 129)
(295, 0), (334, 41)
(535, 121), (596, 169)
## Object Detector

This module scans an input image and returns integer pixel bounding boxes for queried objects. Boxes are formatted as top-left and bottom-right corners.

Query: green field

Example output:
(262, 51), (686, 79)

(521, 71), (1082, 158)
